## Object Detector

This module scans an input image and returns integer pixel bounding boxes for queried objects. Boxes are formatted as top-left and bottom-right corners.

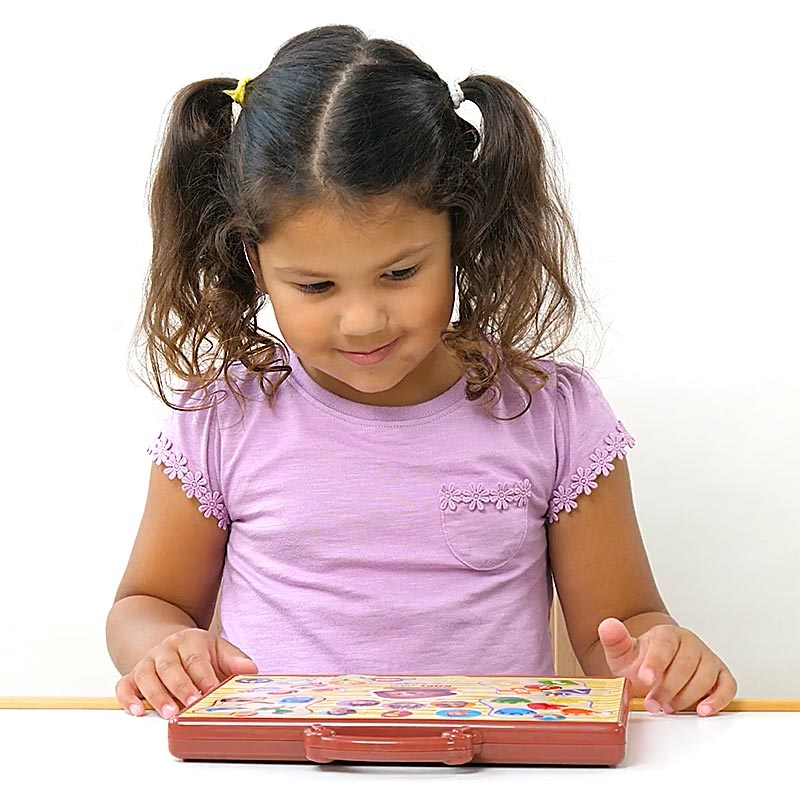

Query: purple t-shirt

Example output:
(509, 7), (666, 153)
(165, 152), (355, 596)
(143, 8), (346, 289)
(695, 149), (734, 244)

(147, 348), (635, 675)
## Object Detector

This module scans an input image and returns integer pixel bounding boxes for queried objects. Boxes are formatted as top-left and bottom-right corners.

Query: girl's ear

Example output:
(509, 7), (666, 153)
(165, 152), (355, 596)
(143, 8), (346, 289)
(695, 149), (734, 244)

(243, 243), (267, 295)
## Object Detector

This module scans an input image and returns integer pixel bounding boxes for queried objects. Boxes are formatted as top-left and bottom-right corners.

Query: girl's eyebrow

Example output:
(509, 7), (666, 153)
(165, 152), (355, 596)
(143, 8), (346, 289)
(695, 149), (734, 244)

(272, 242), (434, 278)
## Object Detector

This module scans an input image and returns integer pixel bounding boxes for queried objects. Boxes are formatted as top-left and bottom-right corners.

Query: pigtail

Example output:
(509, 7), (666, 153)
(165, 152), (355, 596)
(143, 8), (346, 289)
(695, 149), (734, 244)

(135, 78), (285, 409)
(446, 75), (591, 418)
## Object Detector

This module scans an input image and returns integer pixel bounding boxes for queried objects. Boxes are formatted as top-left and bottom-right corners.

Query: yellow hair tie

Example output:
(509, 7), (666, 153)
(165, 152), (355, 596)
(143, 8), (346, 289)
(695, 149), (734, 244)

(223, 76), (253, 107)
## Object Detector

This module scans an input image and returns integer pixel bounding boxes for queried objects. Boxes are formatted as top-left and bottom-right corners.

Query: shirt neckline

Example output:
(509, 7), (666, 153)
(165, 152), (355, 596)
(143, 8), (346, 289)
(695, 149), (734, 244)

(285, 347), (468, 422)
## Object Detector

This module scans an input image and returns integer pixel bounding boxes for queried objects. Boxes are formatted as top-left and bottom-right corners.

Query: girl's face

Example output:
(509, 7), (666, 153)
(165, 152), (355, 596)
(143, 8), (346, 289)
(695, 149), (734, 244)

(254, 195), (462, 406)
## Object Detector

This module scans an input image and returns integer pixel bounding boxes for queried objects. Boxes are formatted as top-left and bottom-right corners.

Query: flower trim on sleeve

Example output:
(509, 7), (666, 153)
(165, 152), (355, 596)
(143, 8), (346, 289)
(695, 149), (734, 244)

(146, 432), (230, 529)
(546, 421), (636, 524)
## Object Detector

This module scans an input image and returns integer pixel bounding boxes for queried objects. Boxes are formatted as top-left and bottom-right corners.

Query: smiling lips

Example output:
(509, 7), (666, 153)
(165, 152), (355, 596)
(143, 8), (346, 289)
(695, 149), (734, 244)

(340, 339), (397, 365)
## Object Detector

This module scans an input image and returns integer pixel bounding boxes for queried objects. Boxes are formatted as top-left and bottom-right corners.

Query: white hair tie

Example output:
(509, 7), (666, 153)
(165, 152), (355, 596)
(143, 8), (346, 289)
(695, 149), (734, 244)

(448, 79), (465, 109)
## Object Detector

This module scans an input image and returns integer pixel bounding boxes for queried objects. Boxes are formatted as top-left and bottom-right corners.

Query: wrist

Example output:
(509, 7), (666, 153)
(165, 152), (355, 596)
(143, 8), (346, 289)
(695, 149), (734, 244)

(620, 610), (679, 639)
(106, 595), (199, 675)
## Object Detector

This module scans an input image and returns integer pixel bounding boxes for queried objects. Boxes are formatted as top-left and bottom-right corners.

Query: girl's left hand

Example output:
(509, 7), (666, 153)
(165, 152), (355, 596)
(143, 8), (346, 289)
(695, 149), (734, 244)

(597, 617), (737, 716)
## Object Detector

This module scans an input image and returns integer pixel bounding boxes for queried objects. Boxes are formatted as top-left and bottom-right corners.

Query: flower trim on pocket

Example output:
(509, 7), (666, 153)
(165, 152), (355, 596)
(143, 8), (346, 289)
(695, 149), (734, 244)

(147, 432), (230, 529)
(439, 479), (531, 570)
(439, 479), (532, 513)
(546, 420), (636, 524)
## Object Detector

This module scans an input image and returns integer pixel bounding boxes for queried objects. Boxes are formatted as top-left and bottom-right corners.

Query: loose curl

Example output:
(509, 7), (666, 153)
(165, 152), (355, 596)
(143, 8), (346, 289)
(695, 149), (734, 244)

(132, 24), (601, 419)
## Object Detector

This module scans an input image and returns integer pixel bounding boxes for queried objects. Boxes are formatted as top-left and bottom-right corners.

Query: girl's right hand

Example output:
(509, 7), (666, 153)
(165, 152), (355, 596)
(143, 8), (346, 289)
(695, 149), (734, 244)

(115, 628), (259, 719)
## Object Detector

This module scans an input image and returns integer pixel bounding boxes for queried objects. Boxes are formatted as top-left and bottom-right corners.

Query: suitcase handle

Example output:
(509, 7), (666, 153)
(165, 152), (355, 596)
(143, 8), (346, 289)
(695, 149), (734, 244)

(303, 724), (479, 765)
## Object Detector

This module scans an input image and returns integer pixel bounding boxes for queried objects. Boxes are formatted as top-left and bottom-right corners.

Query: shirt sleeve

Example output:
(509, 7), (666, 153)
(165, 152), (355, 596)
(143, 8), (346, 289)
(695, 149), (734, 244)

(145, 383), (230, 530)
(546, 362), (636, 525)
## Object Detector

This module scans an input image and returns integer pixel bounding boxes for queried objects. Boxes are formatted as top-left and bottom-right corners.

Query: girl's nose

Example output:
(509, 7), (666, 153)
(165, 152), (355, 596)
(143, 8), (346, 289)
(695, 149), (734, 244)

(338, 301), (389, 338)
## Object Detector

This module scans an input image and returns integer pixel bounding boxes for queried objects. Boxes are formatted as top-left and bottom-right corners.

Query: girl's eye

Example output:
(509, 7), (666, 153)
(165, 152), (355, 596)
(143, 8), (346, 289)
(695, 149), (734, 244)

(298, 281), (333, 295)
(387, 266), (418, 281)
(296, 266), (418, 295)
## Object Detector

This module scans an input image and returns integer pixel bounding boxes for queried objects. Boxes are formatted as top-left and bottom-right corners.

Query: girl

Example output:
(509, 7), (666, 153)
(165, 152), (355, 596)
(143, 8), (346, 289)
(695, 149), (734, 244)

(106, 24), (736, 721)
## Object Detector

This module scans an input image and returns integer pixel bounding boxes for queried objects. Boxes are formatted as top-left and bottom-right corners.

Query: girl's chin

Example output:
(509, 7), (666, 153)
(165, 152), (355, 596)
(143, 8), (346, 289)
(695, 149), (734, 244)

(304, 359), (404, 391)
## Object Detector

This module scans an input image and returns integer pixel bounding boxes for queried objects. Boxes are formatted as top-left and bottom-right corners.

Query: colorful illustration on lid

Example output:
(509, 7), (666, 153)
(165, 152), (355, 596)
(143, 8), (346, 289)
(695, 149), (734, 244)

(480, 678), (606, 697)
(181, 675), (626, 723)
(200, 694), (324, 717)
(373, 688), (458, 699)
(434, 708), (483, 718)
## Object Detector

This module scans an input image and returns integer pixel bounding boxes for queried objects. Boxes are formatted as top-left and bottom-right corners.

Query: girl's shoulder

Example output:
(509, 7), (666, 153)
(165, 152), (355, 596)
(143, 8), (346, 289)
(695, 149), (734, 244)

(167, 359), (287, 420)
(497, 354), (597, 401)
(528, 356), (606, 397)
(491, 354), (617, 429)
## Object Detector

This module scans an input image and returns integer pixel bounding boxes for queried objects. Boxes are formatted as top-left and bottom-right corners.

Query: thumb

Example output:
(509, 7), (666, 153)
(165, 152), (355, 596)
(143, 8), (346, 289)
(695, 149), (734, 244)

(215, 637), (259, 676)
(597, 617), (640, 675)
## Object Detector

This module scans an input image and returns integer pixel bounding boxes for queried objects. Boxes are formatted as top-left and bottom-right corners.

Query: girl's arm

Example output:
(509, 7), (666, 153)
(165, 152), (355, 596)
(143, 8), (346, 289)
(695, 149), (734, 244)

(547, 456), (736, 713)
(107, 464), (258, 718)
(106, 462), (228, 676)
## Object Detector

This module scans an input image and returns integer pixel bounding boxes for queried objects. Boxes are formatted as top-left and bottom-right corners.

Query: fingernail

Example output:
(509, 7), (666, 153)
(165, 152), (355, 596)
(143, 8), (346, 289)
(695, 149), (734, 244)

(663, 704), (675, 714)
(644, 698), (662, 714)
(161, 704), (177, 718)
(698, 703), (712, 716)
(186, 694), (201, 706)
(128, 702), (142, 716)
(640, 668), (655, 684)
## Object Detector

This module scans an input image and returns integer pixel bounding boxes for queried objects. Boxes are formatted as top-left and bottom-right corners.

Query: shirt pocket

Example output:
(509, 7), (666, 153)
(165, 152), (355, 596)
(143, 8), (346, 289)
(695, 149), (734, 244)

(439, 478), (532, 571)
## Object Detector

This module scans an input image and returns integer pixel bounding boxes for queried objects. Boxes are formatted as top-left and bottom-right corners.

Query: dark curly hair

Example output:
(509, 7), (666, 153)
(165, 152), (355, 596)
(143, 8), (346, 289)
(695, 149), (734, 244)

(132, 24), (601, 420)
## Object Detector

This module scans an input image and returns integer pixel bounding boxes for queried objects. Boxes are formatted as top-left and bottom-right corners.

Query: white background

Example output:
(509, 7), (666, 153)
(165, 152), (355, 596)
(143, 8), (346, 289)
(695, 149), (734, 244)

(0, 0), (796, 698)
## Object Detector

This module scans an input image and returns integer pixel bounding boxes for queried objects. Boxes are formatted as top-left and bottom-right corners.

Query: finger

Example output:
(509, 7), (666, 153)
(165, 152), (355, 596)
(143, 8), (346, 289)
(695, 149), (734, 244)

(177, 640), (228, 700)
(637, 626), (681, 690)
(154, 643), (220, 711)
(116, 673), (146, 717)
(657, 654), (720, 714)
(597, 617), (638, 672)
(215, 637), (260, 678)
(136, 655), (193, 719)
(647, 649), (705, 713)
(696, 667), (738, 717)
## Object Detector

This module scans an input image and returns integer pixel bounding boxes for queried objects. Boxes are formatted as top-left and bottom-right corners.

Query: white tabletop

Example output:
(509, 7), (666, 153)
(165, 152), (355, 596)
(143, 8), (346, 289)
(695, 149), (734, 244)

(1, 709), (797, 798)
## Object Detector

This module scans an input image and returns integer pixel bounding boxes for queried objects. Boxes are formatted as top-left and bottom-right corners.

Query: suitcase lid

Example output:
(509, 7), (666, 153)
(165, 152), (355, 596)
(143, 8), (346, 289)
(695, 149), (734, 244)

(171, 674), (630, 751)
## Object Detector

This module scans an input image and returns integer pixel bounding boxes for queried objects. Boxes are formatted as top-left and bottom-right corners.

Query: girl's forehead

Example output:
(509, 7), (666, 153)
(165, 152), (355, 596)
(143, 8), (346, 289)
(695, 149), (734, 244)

(277, 195), (435, 232)
(262, 196), (448, 248)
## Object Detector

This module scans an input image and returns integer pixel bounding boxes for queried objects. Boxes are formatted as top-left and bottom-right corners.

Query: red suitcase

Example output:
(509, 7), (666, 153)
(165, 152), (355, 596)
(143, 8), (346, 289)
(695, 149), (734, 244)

(168, 674), (631, 766)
